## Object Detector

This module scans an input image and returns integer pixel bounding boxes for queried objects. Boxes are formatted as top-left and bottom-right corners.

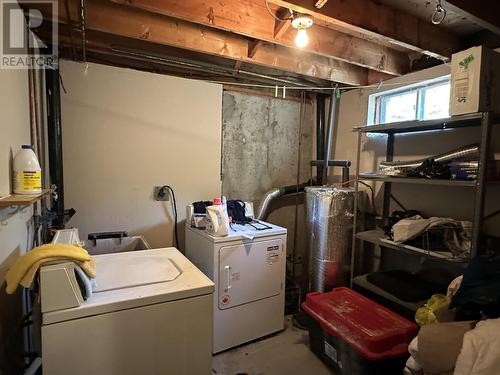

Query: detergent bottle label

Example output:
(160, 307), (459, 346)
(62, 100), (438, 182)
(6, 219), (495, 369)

(15, 170), (42, 191)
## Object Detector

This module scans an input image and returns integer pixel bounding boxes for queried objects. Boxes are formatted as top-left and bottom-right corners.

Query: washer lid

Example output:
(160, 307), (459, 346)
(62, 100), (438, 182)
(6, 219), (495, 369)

(93, 251), (181, 292)
(42, 248), (214, 325)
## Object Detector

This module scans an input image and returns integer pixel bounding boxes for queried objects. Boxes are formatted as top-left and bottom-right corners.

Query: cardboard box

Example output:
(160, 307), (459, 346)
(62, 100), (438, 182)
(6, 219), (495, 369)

(450, 46), (500, 116)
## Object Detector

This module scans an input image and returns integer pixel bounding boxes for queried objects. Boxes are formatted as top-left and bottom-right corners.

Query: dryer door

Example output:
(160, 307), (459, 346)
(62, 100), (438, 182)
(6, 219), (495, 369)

(218, 238), (283, 310)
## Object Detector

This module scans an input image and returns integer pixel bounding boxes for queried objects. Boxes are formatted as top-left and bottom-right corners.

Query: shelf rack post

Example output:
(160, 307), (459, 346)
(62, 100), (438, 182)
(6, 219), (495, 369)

(350, 131), (362, 287)
(471, 112), (491, 257)
(382, 134), (395, 220)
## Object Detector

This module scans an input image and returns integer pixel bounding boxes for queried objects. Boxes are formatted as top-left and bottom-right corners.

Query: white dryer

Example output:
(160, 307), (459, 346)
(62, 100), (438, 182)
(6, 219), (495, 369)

(185, 221), (287, 353)
(40, 248), (214, 375)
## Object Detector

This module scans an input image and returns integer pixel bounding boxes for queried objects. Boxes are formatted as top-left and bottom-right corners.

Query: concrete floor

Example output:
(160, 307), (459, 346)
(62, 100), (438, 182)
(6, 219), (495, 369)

(212, 316), (331, 375)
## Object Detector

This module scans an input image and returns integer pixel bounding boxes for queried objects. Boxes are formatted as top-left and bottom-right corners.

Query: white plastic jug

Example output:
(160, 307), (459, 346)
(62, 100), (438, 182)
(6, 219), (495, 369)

(13, 145), (42, 195)
(206, 198), (230, 237)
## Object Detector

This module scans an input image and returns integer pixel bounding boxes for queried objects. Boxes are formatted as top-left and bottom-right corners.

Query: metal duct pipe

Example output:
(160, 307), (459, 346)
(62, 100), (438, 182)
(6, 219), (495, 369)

(378, 144), (479, 176)
(316, 94), (326, 184)
(322, 92), (340, 183)
(256, 188), (282, 221)
(306, 187), (361, 292)
(45, 67), (65, 227)
(256, 182), (310, 220)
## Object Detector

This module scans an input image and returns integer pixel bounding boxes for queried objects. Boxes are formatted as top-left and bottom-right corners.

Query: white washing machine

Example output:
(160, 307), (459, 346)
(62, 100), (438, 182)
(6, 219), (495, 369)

(40, 248), (214, 375)
(185, 221), (287, 353)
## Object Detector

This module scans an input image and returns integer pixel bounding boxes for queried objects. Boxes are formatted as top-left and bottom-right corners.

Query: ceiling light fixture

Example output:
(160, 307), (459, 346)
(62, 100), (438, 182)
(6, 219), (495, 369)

(314, 0), (328, 9)
(291, 13), (313, 48)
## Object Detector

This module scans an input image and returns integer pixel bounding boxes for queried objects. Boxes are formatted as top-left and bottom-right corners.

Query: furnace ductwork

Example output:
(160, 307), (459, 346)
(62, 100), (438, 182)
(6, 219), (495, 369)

(306, 187), (362, 292)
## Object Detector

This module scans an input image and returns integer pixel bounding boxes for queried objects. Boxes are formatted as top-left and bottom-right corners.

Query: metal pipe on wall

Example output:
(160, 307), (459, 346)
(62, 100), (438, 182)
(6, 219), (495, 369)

(28, 68), (38, 154)
(256, 182), (311, 221)
(310, 160), (351, 167)
(45, 67), (65, 227)
(110, 47), (309, 87)
(342, 167), (350, 186)
(322, 92), (340, 184)
(316, 94), (326, 184)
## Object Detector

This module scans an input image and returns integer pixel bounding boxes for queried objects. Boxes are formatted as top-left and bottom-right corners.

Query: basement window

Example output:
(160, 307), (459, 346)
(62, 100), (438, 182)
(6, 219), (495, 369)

(368, 76), (450, 125)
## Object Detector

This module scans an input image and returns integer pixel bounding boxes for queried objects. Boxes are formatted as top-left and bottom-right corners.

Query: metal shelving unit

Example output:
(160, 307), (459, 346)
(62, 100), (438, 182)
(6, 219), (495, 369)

(356, 230), (468, 262)
(350, 112), (500, 285)
(358, 173), (477, 187)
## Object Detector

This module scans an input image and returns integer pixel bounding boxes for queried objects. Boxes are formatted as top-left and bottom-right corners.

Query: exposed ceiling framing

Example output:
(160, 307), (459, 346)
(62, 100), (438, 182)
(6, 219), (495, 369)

(443, 0), (500, 36)
(29, 0), (499, 88)
(267, 0), (460, 59)
(108, 0), (411, 76)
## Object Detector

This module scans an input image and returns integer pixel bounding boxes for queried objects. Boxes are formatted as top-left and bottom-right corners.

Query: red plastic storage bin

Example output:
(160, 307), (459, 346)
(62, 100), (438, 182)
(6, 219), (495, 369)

(302, 287), (418, 374)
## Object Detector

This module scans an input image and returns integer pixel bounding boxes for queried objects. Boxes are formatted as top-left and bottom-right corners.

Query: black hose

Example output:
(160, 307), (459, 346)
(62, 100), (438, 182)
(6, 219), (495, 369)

(160, 185), (179, 249)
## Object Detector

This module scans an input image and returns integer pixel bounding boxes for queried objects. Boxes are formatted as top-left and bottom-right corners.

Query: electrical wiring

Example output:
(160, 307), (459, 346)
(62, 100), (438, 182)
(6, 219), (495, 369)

(358, 181), (378, 217)
(160, 185), (179, 249)
(265, 0), (293, 21)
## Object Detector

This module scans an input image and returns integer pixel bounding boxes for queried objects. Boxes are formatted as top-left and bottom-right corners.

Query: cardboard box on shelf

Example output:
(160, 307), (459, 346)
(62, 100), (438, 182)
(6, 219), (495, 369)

(450, 46), (500, 116)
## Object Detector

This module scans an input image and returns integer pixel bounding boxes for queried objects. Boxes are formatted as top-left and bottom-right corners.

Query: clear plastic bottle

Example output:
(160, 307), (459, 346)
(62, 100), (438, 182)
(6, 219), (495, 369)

(13, 145), (42, 195)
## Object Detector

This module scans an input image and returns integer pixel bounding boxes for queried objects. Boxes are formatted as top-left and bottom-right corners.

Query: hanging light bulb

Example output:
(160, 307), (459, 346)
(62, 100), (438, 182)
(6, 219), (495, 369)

(291, 13), (313, 48)
(294, 28), (309, 48)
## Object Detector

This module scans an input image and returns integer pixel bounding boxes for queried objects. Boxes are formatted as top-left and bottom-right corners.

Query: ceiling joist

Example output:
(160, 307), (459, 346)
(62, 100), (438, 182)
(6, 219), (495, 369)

(444, 0), (500, 36)
(48, 0), (374, 85)
(267, 0), (461, 60)
(247, 39), (263, 58)
(108, 0), (409, 76)
(273, 18), (291, 40)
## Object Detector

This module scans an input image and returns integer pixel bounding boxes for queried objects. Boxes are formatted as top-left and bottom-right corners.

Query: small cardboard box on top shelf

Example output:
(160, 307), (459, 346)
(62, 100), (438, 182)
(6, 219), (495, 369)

(450, 46), (500, 116)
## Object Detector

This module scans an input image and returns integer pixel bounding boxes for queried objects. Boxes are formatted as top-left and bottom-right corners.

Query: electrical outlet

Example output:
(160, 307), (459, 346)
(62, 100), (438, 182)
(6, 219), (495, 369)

(153, 186), (170, 201)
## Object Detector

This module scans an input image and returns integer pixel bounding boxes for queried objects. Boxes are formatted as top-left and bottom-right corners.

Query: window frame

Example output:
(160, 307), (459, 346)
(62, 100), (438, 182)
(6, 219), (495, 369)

(368, 75), (451, 126)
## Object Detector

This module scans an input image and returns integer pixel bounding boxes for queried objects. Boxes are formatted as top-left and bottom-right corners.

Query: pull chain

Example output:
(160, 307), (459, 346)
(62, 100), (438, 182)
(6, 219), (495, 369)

(431, 0), (447, 25)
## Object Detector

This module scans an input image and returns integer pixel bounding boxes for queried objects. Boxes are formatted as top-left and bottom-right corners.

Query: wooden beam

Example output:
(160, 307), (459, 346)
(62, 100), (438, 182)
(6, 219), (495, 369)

(274, 19), (291, 39)
(367, 70), (395, 85)
(108, 0), (409, 75)
(247, 39), (263, 58)
(268, 0), (461, 59)
(49, 0), (371, 85)
(233, 60), (242, 73)
(444, 0), (500, 36)
(273, 7), (292, 39)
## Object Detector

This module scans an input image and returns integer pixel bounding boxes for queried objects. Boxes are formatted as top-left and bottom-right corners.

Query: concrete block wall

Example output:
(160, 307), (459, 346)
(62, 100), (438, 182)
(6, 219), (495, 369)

(221, 90), (314, 281)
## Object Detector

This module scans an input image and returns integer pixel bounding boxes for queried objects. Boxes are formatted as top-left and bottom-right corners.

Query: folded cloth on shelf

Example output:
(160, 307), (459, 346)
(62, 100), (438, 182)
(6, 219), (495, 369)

(384, 210), (422, 238)
(5, 243), (96, 294)
(392, 216), (472, 258)
(392, 216), (456, 243)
